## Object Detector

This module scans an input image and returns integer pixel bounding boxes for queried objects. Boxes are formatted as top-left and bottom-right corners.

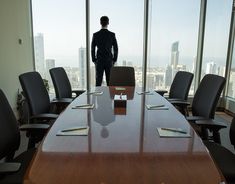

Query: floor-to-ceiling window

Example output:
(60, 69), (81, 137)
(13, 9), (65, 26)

(146, 0), (200, 94)
(90, 0), (144, 87)
(31, 0), (234, 99)
(31, 0), (86, 93)
(201, 0), (232, 79)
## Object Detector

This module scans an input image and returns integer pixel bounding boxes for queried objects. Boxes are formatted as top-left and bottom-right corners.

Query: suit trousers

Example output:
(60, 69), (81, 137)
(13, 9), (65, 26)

(95, 61), (113, 86)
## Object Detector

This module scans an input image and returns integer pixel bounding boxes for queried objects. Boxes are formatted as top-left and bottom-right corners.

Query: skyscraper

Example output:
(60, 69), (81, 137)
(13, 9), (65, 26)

(206, 62), (217, 74)
(165, 65), (173, 87)
(34, 33), (45, 78)
(79, 47), (86, 89)
(46, 59), (55, 71)
(45, 59), (55, 89)
(171, 41), (179, 69)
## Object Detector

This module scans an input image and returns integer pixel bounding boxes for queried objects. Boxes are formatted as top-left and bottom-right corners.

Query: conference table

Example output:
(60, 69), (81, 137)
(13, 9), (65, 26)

(24, 86), (225, 184)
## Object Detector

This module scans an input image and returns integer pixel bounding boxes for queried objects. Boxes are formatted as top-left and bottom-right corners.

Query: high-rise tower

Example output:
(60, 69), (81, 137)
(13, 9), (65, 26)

(171, 41), (179, 69)
(79, 47), (86, 89)
(34, 33), (45, 78)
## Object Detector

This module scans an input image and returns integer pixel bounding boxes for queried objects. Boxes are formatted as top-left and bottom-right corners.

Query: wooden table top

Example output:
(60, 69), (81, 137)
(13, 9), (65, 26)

(24, 86), (224, 184)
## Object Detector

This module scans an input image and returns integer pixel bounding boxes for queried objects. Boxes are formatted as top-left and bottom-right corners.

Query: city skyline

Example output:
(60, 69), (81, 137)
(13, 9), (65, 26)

(34, 33), (226, 93)
(31, 0), (232, 69)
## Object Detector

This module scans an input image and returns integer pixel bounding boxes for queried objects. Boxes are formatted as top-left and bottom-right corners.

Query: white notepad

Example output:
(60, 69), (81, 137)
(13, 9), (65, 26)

(157, 127), (191, 138)
(56, 126), (89, 136)
(146, 104), (169, 110)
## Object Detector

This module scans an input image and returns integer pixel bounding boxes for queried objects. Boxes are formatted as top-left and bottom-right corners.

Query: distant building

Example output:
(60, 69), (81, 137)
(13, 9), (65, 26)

(155, 73), (164, 88)
(46, 59), (55, 71)
(45, 59), (55, 89)
(127, 61), (133, 66)
(147, 74), (155, 89)
(122, 60), (127, 66)
(90, 66), (96, 87)
(176, 64), (186, 71)
(171, 41), (179, 69)
(79, 47), (86, 89)
(34, 33), (45, 78)
(165, 65), (173, 87)
(206, 62), (217, 74)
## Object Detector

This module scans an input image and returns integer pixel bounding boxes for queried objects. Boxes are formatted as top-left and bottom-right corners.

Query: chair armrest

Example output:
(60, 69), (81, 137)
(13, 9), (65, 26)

(195, 119), (227, 130)
(155, 90), (168, 96)
(170, 100), (190, 107)
(0, 163), (21, 174)
(168, 98), (185, 102)
(20, 123), (50, 131)
(186, 116), (209, 122)
(72, 90), (85, 97)
(30, 113), (59, 121)
(51, 98), (73, 104)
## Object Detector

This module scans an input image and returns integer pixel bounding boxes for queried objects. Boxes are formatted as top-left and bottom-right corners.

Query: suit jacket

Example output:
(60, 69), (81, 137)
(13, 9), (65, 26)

(91, 29), (118, 64)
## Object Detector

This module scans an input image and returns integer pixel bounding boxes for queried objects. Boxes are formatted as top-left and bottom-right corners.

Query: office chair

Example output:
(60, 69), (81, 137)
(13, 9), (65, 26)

(155, 71), (194, 100)
(174, 74), (226, 143)
(19, 71), (62, 123)
(49, 67), (85, 99)
(109, 66), (135, 86)
(155, 71), (194, 115)
(203, 117), (235, 184)
(0, 89), (49, 184)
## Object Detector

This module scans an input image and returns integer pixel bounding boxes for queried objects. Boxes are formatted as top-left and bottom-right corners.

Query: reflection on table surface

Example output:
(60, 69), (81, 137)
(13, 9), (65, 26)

(24, 86), (224, 184)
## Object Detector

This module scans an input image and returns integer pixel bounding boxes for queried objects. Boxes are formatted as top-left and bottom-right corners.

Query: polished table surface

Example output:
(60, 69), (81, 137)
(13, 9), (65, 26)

(24, 86), (224, 184)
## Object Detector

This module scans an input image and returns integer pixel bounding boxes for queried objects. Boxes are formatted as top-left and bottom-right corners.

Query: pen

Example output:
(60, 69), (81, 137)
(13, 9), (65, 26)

(74, 104), (93, 108)
(161, 128), (187, 134)
(88, 91), (102, 95)
(61, 127), (87, 132)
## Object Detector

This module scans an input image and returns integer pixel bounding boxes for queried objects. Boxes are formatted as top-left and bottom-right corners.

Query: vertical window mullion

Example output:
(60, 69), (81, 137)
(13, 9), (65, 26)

(194, 0), (207, 92)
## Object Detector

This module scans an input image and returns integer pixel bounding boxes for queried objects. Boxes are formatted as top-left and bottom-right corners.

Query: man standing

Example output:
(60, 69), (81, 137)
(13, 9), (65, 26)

(91, 16), (118, 86)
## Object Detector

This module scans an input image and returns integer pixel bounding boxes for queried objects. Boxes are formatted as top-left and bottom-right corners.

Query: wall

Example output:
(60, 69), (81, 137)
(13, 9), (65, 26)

(0, 0), (34, 111)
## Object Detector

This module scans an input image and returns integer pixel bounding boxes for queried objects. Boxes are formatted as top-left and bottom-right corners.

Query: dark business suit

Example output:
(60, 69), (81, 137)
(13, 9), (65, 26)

(91, 29), (118, 86)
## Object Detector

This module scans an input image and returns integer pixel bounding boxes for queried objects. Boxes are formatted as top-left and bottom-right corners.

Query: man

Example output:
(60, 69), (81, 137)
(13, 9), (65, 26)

(91, 16), (118, 86)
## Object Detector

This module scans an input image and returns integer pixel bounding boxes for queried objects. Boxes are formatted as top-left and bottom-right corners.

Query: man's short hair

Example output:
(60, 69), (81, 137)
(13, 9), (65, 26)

(100, 16), (109, 27)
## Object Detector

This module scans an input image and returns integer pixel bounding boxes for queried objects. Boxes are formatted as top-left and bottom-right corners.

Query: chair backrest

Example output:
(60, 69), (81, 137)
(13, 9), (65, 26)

(49, 67), (72, 98)
(192, 74), (225, 119)
(230, 117), (235, 147)
(169, 71), (194, 100)
(109, 66), (135, 86)
(0, 89), (20, 160)
(19, 71), (51, 116)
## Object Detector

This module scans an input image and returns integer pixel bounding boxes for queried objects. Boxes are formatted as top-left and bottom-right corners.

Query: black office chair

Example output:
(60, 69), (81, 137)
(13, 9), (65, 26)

(155, 71), (194, 101)
(19, 71), (61, 123)
(203, 117), (235, 184)
(155, 71), (194, 115)
(0, 89), (49, 184)
(109, 66), (135, 86)
(175, 74), (226, 143)
(49, 67), (85, 99)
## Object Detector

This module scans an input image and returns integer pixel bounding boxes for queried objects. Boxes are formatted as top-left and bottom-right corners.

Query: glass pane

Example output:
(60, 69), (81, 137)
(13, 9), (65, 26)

(201, 0), (232, 78)
(147, 0), (200, 95)
(90, 0), (144, 87)
(32, 0), (86, 94)
(228, 30), (235, 98)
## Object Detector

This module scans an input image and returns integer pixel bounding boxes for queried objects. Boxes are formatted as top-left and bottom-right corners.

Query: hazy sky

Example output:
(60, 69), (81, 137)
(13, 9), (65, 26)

(32, 0), (233, 68)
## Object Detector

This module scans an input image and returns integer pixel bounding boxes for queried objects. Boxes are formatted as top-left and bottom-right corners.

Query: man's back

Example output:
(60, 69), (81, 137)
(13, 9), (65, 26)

(92, 29), (118, 62)
(91, 16), (118, 86)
